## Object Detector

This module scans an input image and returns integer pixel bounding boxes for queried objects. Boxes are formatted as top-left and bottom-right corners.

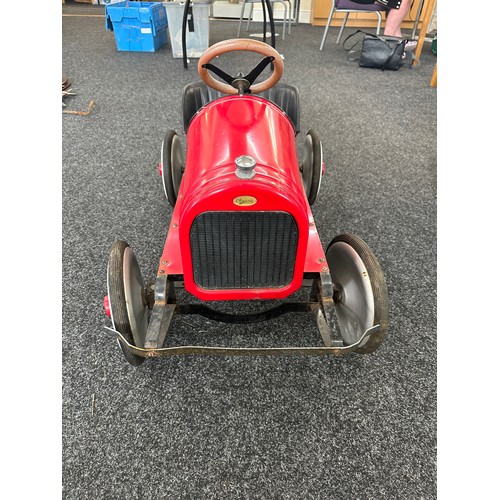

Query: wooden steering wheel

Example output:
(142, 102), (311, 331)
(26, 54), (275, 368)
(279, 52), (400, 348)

(198, 38), (284, 95)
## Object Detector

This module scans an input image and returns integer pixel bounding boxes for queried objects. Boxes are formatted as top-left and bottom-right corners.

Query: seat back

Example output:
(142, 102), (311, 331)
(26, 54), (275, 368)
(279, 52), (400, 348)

(182, 81), (301, 134)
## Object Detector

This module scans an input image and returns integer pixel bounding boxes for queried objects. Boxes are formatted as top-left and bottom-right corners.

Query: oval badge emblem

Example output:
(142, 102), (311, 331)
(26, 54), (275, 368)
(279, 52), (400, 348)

(233, 196), (257, 207)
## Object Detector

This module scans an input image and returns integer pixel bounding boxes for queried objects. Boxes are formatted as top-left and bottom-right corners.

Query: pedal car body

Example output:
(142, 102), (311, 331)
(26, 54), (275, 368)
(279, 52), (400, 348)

(103, 39), (389, 366)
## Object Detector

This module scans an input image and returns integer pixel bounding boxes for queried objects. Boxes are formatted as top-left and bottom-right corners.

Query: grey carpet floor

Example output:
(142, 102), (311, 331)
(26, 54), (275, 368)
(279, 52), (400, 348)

(62, 2), (437, 498)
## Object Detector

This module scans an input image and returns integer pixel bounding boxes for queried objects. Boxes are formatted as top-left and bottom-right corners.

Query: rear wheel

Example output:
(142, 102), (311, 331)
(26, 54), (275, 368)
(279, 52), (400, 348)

(299, 129), (323, 206)
(160, 130), (184, 207)
(107, 240), (149, 366)
(326, 233), (388, 353)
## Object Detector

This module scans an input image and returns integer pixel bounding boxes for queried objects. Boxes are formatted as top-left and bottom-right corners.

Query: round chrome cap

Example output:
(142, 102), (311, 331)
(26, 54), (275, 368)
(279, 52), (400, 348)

(235, 155), (256, 179)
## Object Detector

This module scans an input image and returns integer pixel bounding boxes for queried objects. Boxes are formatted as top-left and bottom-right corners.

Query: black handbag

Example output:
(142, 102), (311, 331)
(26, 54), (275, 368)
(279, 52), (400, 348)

(343, 30), (407, 71)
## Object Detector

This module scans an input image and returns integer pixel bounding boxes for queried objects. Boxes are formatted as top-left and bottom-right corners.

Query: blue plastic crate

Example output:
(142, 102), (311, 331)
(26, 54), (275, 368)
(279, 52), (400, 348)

(105, 1), (168, 52)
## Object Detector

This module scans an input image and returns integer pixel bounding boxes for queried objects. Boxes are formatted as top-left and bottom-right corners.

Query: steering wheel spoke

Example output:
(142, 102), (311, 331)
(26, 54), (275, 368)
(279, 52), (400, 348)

(201, 63), (235, 86)
(244, 56), (275, 86)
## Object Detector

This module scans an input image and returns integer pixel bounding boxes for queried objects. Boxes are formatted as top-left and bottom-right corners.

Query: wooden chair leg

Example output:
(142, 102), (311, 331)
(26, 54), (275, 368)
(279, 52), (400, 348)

(413, 0), (435, 67)
(430, 63), (437, 87)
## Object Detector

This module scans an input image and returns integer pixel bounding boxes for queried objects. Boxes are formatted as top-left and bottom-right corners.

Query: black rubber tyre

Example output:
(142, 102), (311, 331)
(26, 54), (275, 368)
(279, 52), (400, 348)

(299, 129), (323, 206)
(326, 233), (388, 354)
(107, 240), (145, 366)
(160, 129), (184, 207)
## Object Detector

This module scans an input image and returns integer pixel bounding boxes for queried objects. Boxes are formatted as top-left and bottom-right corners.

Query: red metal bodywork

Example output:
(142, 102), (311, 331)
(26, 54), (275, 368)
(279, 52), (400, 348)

(158, 95), (327, 300)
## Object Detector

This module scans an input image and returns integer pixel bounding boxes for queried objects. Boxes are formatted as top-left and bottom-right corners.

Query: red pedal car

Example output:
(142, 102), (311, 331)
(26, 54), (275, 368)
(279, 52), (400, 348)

(104, 39), (389, 366)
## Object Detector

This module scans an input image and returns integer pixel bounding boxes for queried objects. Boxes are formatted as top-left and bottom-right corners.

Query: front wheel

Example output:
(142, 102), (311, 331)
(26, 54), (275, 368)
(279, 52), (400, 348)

(326, 233), (388, 354)
(107, 240), (149, 366)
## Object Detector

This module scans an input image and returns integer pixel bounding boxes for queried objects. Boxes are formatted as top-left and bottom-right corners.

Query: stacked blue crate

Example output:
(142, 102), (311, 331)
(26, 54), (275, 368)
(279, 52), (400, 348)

(105, 1), (168, 52)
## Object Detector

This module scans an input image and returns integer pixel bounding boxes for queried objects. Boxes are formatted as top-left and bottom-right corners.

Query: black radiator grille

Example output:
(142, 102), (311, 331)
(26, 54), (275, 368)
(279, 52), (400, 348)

(190, 211), (299, 289)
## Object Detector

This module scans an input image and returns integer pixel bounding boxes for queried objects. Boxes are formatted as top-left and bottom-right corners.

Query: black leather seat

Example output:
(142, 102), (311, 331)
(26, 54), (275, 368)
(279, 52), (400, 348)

(182, 81), (301, 135)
